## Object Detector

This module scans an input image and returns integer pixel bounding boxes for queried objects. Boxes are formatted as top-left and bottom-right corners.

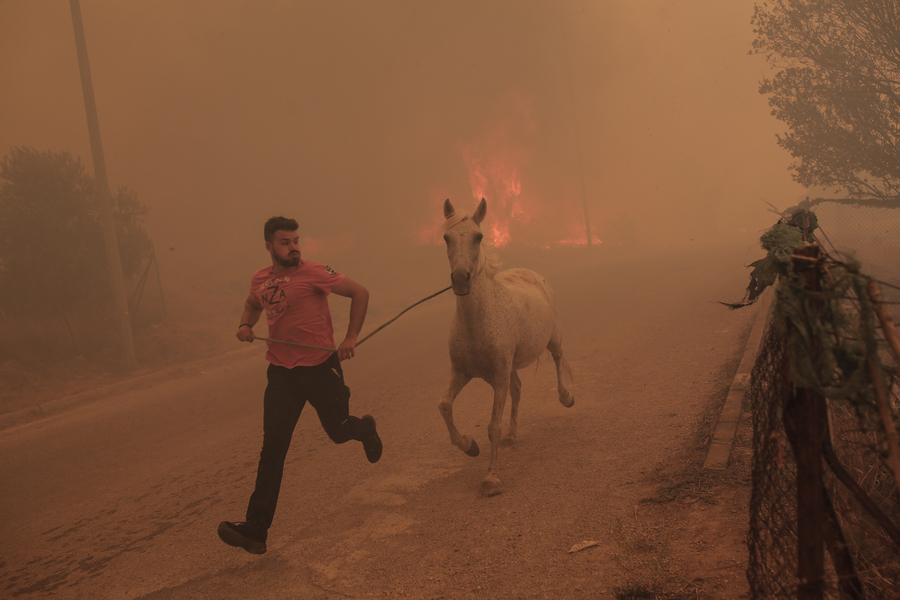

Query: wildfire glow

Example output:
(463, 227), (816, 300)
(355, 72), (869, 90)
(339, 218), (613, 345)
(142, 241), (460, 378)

(413, 94), (610, 250)
(561, 216), (601, 246)
(456, 94), (537, 248)
(490, 220), (512, 248)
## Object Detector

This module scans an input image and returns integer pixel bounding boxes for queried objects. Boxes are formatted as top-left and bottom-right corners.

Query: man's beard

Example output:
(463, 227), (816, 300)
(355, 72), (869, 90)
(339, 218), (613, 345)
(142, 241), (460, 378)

(275, 253), (301, 268)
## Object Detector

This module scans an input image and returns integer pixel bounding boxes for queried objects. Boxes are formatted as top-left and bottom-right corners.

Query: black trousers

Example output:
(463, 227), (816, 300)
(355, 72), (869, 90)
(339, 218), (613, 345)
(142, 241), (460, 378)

(245, 354), (367, 538)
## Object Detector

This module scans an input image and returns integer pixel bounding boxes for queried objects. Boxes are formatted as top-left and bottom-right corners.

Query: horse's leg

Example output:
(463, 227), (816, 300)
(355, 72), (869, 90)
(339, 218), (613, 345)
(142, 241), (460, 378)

(500, 370), (521, 446)
(482, 372), (510, 496)
(548, 330), (575, 408)
(438, 368), (478, 457)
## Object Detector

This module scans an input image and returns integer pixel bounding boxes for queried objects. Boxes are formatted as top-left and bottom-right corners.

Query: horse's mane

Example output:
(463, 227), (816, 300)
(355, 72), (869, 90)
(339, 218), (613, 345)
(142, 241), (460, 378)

(441, 211), (503, 278)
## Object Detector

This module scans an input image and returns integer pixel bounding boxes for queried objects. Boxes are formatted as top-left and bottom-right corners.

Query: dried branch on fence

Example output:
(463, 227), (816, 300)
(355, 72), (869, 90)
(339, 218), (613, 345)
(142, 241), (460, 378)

(721, 220), (805, 309)
(820, 482), (866, 599)
(822, 430), (900, 546)
(863, 279), (900, 501)
(868, 279), (900, 370)
(863, 351), (900, 502)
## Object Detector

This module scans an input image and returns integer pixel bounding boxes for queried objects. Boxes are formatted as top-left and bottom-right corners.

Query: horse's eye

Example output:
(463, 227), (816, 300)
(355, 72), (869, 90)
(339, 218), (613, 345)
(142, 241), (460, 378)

(475, 233), (483, 243)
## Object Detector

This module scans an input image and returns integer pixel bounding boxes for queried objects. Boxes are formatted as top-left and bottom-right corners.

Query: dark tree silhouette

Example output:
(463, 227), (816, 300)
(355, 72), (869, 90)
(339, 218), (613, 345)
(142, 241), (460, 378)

(0, 147), (151, 315)
(752, 0), (900, 205)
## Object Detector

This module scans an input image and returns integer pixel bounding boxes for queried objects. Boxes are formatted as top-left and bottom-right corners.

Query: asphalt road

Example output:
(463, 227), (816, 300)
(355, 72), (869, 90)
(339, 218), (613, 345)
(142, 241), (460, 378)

(0, 241), (761, 599)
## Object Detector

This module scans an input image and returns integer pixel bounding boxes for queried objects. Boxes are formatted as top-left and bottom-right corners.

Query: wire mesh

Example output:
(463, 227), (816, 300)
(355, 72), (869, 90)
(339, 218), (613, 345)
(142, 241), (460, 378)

(747, 322), (800, 598)
(745, 244), (900, 599)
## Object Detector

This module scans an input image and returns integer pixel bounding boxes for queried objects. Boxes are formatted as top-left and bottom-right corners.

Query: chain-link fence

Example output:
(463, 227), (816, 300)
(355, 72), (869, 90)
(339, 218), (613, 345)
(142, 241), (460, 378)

(746, 240), (900, 598)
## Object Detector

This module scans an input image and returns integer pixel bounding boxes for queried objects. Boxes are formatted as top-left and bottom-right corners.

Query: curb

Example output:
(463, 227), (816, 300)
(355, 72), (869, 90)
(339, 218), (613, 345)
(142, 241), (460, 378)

(703, 287), (773, 470)
(0, 343), (262, 432)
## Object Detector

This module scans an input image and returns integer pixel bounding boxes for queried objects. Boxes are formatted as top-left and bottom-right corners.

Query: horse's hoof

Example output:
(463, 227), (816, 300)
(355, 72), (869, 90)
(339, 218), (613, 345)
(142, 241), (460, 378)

(480, 477), (503, 497)
(463, 438), (480, 457)
(560, 392), (575, 408)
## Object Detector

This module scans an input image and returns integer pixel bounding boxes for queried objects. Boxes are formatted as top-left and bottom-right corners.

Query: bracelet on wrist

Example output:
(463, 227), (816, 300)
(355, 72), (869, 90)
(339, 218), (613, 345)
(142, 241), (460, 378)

(239, 323), (252, 329)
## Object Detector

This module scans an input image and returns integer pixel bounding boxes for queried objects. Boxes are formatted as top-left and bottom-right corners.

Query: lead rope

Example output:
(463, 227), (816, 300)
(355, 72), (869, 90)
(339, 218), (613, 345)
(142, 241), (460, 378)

(253, 285), (453, 352)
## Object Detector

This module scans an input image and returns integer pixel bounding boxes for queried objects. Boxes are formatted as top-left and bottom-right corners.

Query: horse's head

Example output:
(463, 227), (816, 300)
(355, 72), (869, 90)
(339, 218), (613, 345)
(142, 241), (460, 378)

(442, 198), (488, 296)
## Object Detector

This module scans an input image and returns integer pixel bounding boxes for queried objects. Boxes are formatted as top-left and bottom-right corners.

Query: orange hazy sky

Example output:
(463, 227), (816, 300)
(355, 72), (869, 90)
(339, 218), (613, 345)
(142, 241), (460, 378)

(1, 0), (803, 277)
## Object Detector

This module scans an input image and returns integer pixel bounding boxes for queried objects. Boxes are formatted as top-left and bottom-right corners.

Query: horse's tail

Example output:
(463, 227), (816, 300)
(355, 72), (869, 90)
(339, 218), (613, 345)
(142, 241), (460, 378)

(543, 348), (575, 387)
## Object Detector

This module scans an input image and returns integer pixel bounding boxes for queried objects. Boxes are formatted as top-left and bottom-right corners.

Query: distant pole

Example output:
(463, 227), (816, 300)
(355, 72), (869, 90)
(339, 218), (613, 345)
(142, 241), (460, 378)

(151, 241), (168, 320)
(70, 0), (137, 371)
(565, 42), (592, 247)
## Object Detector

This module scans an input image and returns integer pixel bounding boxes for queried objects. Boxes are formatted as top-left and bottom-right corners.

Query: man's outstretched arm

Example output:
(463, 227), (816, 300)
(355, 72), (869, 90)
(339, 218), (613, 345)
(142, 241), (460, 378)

(332, 277), (369, 360)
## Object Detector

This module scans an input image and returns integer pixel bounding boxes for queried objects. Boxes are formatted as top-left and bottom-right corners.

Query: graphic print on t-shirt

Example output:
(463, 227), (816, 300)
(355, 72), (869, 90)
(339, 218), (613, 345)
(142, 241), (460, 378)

(248, 261), (344, 367)
(258, 275), (291, 320)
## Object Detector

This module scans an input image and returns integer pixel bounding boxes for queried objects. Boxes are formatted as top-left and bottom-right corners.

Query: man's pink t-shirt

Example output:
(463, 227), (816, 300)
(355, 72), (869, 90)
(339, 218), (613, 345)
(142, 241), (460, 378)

(249, 260), (345, 368)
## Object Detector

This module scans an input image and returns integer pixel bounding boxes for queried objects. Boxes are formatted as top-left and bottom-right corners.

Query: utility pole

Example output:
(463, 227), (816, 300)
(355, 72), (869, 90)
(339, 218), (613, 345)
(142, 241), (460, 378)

(565, 39), (593, 247)
(70, 0), (137, 371)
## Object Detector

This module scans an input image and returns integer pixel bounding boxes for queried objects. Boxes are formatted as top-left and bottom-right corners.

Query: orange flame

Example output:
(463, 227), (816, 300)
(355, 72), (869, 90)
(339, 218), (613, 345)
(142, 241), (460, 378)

(554, 225), (603, 247)
(413, 93), (613, 250)
(456, 94), (537, 247)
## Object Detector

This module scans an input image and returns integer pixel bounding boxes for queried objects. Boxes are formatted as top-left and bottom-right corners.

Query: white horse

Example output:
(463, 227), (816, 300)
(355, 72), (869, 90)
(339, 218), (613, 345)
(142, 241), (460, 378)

(439, 198), (575, 496)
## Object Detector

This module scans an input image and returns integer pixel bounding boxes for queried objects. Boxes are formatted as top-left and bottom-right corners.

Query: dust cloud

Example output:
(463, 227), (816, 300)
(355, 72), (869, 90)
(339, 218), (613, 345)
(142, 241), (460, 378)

(1, 0), (801, 339)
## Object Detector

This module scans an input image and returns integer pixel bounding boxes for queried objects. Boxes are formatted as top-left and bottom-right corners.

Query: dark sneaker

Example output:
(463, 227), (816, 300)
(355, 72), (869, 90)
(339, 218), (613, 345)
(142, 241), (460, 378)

(361, 415), (382, 463)
(217, 521), (266, 554)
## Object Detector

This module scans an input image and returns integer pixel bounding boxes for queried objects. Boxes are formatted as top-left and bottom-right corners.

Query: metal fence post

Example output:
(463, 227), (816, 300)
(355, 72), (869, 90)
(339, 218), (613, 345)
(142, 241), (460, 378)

(786, 245), (826, 599)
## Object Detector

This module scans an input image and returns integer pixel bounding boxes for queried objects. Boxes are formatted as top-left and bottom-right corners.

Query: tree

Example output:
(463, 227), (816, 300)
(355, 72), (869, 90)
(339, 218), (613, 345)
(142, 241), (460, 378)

(0, 147), (151, 315)
(752, 0), (900, 204)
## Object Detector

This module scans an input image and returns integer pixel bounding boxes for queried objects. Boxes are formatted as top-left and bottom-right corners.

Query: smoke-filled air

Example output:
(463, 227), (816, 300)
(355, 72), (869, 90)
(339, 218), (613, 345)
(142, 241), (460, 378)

(9, 1), (900, 597)
(2, 0), (801, 281)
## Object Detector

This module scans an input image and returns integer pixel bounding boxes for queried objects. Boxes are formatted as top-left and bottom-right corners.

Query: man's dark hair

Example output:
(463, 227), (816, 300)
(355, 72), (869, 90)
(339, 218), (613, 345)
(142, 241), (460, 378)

(264, 216), (299, 243)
